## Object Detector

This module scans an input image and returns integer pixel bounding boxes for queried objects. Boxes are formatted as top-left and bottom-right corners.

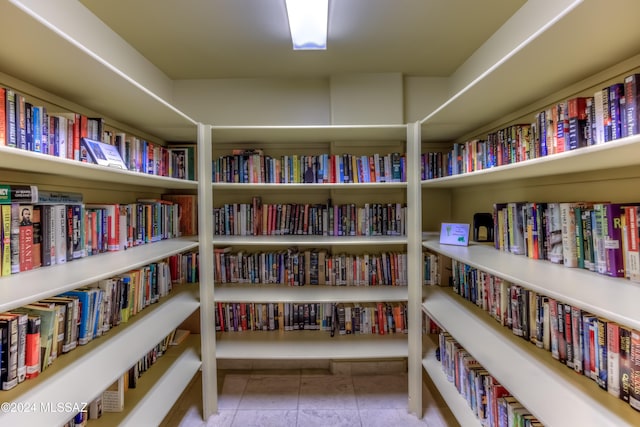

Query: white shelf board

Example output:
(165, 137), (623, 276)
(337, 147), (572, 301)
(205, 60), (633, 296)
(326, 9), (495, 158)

(216, 330), (407, 359)
(422, 334), (481, 427)
(0, 286), (200, 427)
(419, 0), (640, 142)
(215, 284), (408, 303)
(211, 124), (407, 144)
(423, 239), (640, 331)
(420, 134), (640, 188)
(212, 182), (407, 190)
(423, 286), (639, 427)
(0, 1), (197, 142)
(91, 335), (201, 427)
(213, 235), (408, 246)
(0, 146), (198, 189)
(0, 237), (198, 313)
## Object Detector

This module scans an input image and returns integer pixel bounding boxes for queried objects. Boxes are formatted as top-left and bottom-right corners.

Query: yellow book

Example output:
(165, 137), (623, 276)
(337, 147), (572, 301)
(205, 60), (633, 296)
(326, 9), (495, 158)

(1, 204), (11, 276)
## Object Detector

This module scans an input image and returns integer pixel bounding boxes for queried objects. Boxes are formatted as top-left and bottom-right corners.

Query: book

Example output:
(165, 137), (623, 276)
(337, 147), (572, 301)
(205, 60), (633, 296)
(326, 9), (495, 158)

(607, 321), (621, 398)
(1, 204), (10, 276)
(18, 205), (34, 272)
(629, 329), (640, 411)
(23, 315), (40, 379)
(620, 325), (632, 402)
(0, 313), (19, 390)
(161, 194), (197, 236)
(0, 184), (38, 204)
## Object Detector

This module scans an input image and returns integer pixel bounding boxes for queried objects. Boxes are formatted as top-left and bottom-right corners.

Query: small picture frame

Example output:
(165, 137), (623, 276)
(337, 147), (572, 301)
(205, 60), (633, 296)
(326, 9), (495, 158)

(81, 137), (128, 170)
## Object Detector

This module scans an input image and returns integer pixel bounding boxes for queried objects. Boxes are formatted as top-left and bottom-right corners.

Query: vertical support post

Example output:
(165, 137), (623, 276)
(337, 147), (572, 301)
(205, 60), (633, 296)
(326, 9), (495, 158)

(197, 123), (217, 418)
(406, 121), (423, 417)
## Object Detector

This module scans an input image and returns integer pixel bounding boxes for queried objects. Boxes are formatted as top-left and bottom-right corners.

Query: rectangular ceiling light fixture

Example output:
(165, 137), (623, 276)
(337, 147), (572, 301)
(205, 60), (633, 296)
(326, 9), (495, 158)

(285, 0), (328, 50)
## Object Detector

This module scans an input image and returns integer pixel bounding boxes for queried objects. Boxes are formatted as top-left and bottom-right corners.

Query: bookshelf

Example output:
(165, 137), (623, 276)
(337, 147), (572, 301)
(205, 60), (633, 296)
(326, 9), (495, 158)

(0, 2), (203, 426)
(91, 335), (201, 427)
(206, 124), (424, 414)
(419, 0), (640, 424)
(423, 286), (637, 426)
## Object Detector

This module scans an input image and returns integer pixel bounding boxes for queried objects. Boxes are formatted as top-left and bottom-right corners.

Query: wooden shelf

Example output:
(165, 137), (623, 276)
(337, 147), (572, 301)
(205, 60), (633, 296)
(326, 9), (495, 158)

(423, 239), (640, 331)
(420, 134), (640, 188)
(215, 284), (408, 303)
(91, 335), (201, 427)
(422, 334), (481, 427)
(211, 124), (407, 144)
(0, 286), (200, 426)
(213, 235), (407, 246)
(0, 237), (199, 313)
(216, 330), (407, 359)
(423, 286), (638, 426)
(0, 146), (198, 189)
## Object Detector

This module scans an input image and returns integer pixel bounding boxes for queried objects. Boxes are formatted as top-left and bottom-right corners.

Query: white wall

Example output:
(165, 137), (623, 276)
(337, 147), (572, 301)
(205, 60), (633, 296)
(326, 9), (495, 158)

(172, 73), (442, 126)
(329, 73), (403, 124)
(173, 78), (331, 126)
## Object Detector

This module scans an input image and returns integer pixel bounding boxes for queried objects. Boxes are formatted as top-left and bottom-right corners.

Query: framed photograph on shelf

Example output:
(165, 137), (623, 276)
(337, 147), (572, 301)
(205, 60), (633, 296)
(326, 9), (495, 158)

(81, 137), (128, 170)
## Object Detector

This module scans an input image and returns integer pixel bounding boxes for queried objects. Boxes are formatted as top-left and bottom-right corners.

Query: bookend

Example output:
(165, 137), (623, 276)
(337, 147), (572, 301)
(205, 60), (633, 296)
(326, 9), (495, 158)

(473, 212), (494, 242)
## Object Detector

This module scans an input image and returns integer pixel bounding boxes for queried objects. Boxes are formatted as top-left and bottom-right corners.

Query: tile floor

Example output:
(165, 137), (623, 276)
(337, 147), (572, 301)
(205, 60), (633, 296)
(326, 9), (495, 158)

(161, 370), (459, 427)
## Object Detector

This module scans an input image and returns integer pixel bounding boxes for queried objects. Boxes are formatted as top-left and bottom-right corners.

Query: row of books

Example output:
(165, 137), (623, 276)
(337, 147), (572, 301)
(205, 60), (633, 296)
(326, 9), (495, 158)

(423, 251), (452, 286)
(493, 201), (640, 280)
(66, 329), (186, 425)
(214, 247), (407, 286)
(0, 87), (196, 180)
(438, 331), (542, 426)
(213, 198), (407, 237)
(451, 259), (640, 411)
(0, 255), (196, 392)
(215, 301), (408, 336)
(0, 186), (190, 276)
(423, 73), (640, 178)
(213, 149), (406, 184)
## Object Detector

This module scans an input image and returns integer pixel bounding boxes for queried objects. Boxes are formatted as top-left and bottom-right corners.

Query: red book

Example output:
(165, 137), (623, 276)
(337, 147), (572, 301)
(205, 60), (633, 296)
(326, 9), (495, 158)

(24, 315), (40, 379)
(18, 205), (34, 272)
(377, 302), (385, 335)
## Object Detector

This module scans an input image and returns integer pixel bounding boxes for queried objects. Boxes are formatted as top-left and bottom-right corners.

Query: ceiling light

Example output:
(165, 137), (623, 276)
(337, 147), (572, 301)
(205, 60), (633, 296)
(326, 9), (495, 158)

(285, 0), (328, 50)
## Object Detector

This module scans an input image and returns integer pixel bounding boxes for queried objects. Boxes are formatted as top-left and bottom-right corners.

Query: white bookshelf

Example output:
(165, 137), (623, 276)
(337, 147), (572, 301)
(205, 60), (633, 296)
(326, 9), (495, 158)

(418, 0), (640, 423)
(213, 235), (408, 247)
(216, 331), (408, 360)
(215, 284), (407, 303)
(91, 335), (201, 427)
(207, 122), (424, 415)
(422, 334), (481, 427)
(420, 133), (640, 189)
(0, 286), (200, 426)
(0, 2), (204, 425)
(0, 146), (199, 189)
(0, 238), (198, 313)
(212, 182), (407, 190)
(423, 286), (637, 426)
(423, 240), (640, 331)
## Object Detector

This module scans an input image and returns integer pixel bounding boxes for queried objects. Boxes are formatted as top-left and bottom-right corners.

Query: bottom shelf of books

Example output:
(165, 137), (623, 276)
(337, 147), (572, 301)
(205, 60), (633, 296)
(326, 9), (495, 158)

(422, 333), (482, 427)
(0, 285), (200, 426)
(90, 334), (201, 426)
(422, 286), (638, 426)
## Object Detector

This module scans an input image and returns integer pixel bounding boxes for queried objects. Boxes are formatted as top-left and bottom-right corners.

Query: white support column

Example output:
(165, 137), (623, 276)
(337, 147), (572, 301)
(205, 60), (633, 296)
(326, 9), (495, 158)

(197, 122), (217, 418)
(406, 121), (423, 417)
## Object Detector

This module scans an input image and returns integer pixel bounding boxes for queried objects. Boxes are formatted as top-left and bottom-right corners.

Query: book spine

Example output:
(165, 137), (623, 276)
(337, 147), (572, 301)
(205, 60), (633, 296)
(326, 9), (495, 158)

(629, 329), (640, 410)
(1, 205), (10, 276)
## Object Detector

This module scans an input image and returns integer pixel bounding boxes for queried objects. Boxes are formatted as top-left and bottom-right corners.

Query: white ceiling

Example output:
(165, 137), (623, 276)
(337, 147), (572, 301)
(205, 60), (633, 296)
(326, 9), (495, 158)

(78, 0), (526, 80)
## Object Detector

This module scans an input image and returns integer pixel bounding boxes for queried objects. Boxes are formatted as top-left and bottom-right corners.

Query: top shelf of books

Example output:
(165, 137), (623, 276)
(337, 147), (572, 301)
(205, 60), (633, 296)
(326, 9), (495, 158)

(0, 0), (197, 142)
(211, 125), (407, 144)
(0, 146), (198, 189)
(419, 0), (640, 143)
(421, 133), (640, 188)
